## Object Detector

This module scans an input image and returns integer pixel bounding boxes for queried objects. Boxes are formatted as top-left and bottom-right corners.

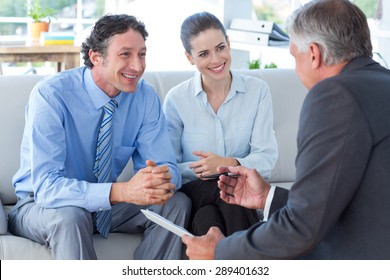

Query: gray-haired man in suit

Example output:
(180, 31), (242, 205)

(182, 0), (390, 259)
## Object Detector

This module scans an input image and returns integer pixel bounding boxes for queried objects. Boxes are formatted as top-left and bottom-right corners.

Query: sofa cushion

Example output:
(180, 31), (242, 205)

(0, 75), (47, 205)
(0, 199), (7, 234)
(0, 70), (306, 206)
(259, 69), (307, 184)
(0, 232), (143, 259)
(0, 69), (307, 260)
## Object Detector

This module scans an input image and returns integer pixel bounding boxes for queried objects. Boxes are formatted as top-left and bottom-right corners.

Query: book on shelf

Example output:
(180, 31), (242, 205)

(40, 32), (75, 45)
(41, 40), (75, 45)
(227, 29), (270, 46)
(228, 18), (289, 46)
(0, 35), (26, 45)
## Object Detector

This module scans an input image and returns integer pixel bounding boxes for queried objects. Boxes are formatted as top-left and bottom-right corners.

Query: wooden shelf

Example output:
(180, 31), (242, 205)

(0, 44), (80, 74)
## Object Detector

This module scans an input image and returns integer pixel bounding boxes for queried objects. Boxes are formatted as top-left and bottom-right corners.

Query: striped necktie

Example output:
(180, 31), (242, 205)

(93, 99), (118, 238)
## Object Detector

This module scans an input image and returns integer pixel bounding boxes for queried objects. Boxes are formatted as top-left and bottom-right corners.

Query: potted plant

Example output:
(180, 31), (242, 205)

(248, 59), (261, 69)
(26, 1), (57, 40)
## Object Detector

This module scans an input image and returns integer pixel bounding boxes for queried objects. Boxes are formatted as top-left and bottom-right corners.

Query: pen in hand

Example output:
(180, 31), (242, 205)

(201, 172), (239, 179)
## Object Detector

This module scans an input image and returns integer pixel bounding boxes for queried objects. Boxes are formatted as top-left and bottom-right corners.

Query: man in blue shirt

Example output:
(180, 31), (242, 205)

(8, 14), (191, 260)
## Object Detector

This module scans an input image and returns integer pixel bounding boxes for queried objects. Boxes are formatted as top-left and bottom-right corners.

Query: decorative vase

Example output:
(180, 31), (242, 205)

(30, 22), (50, 41)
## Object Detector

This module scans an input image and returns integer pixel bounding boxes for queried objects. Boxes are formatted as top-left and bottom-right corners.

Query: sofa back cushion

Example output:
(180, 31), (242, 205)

(0, 75), (46, 205)
(259, 69), (307, 184)
(0, 69), (307, 205)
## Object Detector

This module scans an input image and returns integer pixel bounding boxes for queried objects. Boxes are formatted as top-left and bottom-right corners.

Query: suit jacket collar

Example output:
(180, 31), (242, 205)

(340, 56), (379, 74)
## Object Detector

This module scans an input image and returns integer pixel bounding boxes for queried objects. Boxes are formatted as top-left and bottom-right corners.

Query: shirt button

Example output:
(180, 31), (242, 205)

(98, 208), (103, 211)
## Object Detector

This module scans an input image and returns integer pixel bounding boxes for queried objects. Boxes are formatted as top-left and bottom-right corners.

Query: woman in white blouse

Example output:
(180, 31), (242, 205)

(162, 11), (278, 236)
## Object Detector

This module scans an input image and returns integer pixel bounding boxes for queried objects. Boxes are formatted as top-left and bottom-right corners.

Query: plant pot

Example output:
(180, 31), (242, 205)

(30, 22), (50, 41)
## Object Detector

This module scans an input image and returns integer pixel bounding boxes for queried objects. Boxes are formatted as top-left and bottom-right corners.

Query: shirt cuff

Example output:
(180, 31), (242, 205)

(86, 182), (112, 212)
(262, 185), (276, 221)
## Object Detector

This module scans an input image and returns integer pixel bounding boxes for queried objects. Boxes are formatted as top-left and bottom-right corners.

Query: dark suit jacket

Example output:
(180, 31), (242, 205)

(216, 57), (390, 259)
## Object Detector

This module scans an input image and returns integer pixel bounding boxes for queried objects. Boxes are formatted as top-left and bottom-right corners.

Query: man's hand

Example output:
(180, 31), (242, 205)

(189, 151), (239, 179)
(182, 227), (225, 260)
(110, 160), (175, 205)
(217, 166), (270, 210)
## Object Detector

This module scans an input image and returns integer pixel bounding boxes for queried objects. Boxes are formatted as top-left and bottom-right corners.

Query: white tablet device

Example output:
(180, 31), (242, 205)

(141, 209), (194, 237)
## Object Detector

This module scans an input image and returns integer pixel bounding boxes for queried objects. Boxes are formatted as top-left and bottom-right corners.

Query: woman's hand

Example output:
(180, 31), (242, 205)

(189, 151), (239, 179)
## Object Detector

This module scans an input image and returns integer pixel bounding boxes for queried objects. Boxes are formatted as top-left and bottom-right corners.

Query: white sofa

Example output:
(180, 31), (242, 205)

(0, 69), (307, 259)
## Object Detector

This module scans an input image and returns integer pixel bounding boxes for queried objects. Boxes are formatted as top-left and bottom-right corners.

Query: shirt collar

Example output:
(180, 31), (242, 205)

(193, 71), (203, 97)
(230, 70), (246, 95)
(192, 70), (246, 98)
(84, 68), (122, 110)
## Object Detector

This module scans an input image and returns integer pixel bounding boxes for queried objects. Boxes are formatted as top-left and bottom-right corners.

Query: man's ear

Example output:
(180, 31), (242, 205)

(89, 49), (101, 66)
(185, 51), (194, 65)
(310, 43), (322, 69)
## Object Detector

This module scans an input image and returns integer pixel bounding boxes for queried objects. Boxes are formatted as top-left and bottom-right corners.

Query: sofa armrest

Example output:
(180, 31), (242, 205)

(0, 198), (8, 234)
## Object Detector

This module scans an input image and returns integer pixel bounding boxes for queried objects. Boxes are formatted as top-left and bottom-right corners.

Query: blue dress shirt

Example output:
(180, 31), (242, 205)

(162, 70), (278, 184)
(13, 67), (180, 212)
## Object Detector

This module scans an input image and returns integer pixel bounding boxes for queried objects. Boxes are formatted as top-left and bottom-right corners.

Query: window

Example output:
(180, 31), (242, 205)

(247, 0), (388, 69)
(0, 0), (220, 73)
(1, 0), (388, 74)
(0, 0), (103, 37)
(117, 0), (220, 71)
(226, 0), (296, 69)
(0, 0), (103, 74)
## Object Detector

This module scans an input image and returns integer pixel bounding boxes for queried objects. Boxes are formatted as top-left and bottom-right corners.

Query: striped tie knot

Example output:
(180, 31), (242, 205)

(103, 99), (118, 115)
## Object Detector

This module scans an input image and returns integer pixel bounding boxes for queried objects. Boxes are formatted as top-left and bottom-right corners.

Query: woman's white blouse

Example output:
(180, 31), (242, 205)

(162, 70), (278, 184)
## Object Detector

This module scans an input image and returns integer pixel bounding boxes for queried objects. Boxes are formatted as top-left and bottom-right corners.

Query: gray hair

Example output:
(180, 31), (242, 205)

(286, 0), (372, 66)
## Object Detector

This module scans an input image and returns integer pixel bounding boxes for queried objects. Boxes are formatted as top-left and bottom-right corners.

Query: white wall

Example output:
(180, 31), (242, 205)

(377, 0), (390, 67)
(105, 0), (256, 70)
(219, 0), (253, 69)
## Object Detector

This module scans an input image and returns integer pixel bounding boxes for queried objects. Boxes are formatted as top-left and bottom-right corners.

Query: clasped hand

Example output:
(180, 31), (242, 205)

(111, 160), (175, 205)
